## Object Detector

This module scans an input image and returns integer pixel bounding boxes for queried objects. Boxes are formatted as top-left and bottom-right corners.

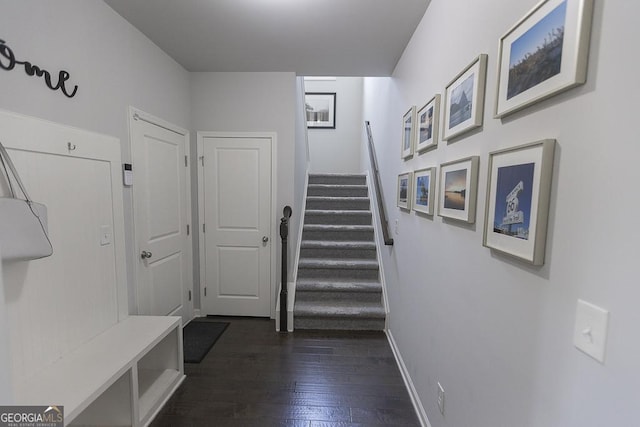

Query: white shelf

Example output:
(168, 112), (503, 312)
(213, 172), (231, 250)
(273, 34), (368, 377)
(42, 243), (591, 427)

(138, 369), (181, 422)
(13, 316), (185, 426)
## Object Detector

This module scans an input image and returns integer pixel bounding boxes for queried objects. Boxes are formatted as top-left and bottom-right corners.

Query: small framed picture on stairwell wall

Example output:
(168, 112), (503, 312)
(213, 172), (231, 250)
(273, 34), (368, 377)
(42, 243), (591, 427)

(305, 92), (336, 129)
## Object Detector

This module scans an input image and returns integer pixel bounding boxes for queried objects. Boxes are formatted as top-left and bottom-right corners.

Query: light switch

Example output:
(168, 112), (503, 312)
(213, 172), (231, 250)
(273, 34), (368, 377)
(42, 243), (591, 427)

(573, 299), (609, 364)
(100, 225), (112, 246)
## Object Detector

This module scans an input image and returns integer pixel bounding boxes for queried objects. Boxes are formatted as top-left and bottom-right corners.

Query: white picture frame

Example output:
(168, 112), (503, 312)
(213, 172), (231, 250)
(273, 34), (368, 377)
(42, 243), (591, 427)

(415, 95), (441, 153)
(397, 172), (413, 210)
(494, 0), (594, 118)
(438, 156), (479, 223)
(401, 106), (416, 160)
(442, 54), (488, 141)
(412, 167), (436, 215)
(483, 139), (556, 265)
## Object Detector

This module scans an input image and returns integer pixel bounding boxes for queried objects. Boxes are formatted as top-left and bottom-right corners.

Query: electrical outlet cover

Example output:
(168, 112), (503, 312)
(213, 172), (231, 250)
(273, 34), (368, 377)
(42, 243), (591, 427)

(573, 299), (609, 364)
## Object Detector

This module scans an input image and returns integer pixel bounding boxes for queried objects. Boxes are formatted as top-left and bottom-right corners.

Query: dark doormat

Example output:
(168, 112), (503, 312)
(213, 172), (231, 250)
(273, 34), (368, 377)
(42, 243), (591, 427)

(183, 320), (229, 363)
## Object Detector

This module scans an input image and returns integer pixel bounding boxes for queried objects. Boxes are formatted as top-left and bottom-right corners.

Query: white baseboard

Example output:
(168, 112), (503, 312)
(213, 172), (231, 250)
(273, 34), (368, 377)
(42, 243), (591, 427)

(193, 309), (202, 318)
(386, 329), (432, 427)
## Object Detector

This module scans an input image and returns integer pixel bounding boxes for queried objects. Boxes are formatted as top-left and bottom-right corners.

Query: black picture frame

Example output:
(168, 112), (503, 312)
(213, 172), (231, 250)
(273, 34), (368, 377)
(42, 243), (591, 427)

(305, 92), (336, 129)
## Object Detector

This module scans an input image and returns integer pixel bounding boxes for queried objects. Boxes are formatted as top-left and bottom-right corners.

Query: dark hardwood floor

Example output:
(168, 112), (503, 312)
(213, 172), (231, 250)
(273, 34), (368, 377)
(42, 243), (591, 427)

(151, 317), (421, 427)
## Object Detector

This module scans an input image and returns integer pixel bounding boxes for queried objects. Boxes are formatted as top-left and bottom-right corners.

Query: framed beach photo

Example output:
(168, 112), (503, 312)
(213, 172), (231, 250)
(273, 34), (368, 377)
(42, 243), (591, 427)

(397, 172), (413, 210)
(442, 54), (488, 141)
(483, 139), (556, 265)
(401, 107), (416, 159)
(415, 95), (440, 153)
(412, 167), (436, 215)
(305, 92), (336, 128)
(494, 0), (594, 118)
(438, 156), (479, 223)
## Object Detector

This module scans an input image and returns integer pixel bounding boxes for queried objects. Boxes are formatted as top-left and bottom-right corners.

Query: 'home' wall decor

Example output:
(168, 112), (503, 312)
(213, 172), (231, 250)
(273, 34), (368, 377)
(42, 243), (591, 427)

(0, 39), (78, 98)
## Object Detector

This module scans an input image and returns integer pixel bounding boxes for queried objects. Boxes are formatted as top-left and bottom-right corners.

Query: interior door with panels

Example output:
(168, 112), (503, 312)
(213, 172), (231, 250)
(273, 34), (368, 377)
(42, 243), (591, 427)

(130, 109), (192, 323)
(198, 134), (273, 317)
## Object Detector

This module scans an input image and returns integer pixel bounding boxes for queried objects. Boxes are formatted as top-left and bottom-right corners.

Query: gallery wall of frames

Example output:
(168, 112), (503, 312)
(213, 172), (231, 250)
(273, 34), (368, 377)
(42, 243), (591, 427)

(396, 0), (593, 266)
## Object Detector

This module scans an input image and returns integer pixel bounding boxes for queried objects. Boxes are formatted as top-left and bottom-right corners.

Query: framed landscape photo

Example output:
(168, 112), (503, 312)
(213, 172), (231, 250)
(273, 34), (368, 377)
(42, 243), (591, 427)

(415, 95), (441, 153)
(397, 172), (413, 210)
(401, 107), (416, 159)
(438, 156), (479, 223)
(442, 54), (488, 141)
(305, 92), (336, 128)
(412, 167), (436, 215)
(494, 0), (594, 118)
(483, 139), (556, 265)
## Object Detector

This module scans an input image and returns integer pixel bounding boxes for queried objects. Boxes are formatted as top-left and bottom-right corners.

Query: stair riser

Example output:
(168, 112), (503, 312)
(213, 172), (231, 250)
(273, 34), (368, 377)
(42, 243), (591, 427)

(295, 291), (382, 303)
(304, 213), (372, 226)
(297, 267), (379, 280)
(300, 247), (377, 260)
(307, 187), (368, 197)
(294, 317), (385, 331)
(302, 230), (374, 242)
(306, 199), (370, 210)
(309, 175), (366, 185)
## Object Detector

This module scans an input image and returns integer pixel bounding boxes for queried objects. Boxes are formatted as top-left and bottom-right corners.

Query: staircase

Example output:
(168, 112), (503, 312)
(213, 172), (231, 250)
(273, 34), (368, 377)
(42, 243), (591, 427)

(294, 174), (386, 330)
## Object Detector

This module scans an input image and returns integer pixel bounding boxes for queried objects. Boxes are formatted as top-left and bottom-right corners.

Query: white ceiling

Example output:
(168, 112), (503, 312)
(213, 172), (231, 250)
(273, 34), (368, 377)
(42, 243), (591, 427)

(104, 0), (430, 76)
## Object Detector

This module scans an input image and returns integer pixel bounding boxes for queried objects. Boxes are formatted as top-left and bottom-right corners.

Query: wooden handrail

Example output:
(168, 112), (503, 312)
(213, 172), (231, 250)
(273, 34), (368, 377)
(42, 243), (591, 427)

(365, 121), (394, 246)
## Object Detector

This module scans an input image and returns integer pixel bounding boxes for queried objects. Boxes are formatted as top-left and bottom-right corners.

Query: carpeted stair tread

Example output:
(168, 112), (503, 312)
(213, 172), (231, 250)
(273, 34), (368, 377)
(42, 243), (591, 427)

(308, 174), (367, 185)
(301, 240), (376, 249)
(307, 184), (368, 190)
(297, 278), (382, 293)
(298, 258), (379, 270)
(294, 300), (386, 319)
(305, 209), (372, 216)
(303, 224), (374, 232)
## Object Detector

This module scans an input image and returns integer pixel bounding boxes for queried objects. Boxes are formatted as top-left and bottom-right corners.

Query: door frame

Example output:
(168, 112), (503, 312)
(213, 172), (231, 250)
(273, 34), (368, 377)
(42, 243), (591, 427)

(197, 131), (278, 318)
(128, 106), (193, 321)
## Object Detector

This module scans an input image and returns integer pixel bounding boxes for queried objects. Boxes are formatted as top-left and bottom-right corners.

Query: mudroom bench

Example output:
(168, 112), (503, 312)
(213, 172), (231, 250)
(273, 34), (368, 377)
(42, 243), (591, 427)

(14, 316), (185, 427)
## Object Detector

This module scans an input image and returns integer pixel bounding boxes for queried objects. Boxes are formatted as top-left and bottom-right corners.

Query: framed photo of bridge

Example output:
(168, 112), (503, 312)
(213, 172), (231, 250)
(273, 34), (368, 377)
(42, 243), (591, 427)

(483, 139), (556, 265)
(494, 0), (594, 118)
(438, 156), (479, 223)
(415, 95), (440, 153)
(442, 54), (487, 141)
(305, 92), (336, 129)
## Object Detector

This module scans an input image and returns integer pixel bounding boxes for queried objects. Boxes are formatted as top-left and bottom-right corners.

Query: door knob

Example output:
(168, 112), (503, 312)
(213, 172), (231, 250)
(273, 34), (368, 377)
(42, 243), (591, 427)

(262, 236), (269, 243)
(141, 250), (153, 259)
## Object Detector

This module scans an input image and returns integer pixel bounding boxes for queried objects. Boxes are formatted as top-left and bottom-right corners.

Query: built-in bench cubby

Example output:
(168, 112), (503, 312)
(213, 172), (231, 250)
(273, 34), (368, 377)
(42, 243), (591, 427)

(15, 316), (184, 427)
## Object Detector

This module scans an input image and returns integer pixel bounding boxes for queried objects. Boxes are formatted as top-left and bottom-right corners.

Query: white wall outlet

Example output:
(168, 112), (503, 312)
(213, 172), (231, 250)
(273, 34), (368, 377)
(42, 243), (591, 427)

(437, 382), (445, 415)
(100, 225), (112, 246)
(573, 299), (609, 364)
(394, 219), (399, 235)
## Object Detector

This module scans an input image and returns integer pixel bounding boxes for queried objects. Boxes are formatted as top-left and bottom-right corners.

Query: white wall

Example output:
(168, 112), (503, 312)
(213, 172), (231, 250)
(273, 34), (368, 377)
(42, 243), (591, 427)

(292, 77), (309, 275)
(305, 77), (363, 173)
(190, 72), (297, 309)
(363, 1), (640, 426)
(0, 0), (191, 315)
(0, 252), (11, 403)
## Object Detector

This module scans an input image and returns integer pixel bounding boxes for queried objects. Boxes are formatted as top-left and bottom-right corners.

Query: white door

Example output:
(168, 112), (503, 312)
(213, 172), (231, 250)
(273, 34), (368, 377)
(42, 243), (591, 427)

(199, 134), (272, 317)
(131, 109), (192, 323)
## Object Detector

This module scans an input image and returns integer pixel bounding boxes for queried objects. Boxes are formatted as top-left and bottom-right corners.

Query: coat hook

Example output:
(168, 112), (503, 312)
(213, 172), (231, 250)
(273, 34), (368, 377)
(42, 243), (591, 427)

(67, 142), (76, 152)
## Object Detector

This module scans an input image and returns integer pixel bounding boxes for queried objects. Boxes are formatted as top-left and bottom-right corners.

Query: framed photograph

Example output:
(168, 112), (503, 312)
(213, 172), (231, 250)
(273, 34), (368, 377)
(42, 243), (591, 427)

(412, 167), (436, 215)
(483, 139), (556, 265)
(401, 107), (416, 159)
(305, 92), (336, 128)
(442, 54), (488, 141)
(415, 95), (441, 153)
(397, 172), (413, 210)
(495, 0), (594, 118)
(438, 156), (479, 223)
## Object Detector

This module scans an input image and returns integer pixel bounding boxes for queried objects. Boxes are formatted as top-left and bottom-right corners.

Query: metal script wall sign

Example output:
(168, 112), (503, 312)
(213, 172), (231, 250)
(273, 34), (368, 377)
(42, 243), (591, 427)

(0, 39), (78, 98)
